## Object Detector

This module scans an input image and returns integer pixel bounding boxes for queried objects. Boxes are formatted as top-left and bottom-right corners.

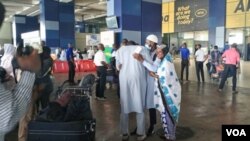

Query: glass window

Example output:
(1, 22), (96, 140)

(226, 28), (244, 58)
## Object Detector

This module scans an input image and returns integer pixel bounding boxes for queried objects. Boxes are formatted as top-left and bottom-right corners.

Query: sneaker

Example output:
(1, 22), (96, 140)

(146, 126), (155, 136)
(137, 134), (147, 141)
(159, 135), (175, 141)
(122, 134), (129, 141)
(218, 89), (222, 93)
(232, 91), (238, 94)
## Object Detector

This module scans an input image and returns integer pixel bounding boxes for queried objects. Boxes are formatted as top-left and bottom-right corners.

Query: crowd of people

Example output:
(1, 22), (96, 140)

(55, 46), (96, 61)
(177, 41), (241, 94)
(0, 1), (243, 141)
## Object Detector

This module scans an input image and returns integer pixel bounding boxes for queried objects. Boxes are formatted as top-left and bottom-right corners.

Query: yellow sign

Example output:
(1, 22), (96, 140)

(162, 2), (174, 33)
(226, 0), (250, 28)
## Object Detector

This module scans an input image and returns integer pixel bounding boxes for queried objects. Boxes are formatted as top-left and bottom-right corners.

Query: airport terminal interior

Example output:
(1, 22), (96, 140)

(1, 0), (250, 141)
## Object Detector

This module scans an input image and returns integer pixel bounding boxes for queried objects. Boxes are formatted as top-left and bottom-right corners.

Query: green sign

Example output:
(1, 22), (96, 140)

(104, 46), (113, 63)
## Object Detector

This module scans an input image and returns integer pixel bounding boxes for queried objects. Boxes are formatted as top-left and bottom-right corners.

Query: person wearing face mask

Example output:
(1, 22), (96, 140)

(143, 34), (159, 136)
(131, 35), (161, 137)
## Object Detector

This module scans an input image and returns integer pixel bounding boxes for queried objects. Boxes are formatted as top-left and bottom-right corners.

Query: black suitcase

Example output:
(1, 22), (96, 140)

(27, 119), (96, 141)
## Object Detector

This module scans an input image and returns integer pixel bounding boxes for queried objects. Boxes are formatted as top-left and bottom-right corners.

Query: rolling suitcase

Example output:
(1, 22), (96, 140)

(27, 119), (96, 141)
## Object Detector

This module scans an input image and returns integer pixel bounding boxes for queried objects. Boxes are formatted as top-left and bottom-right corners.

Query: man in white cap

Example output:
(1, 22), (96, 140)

(144, 34), (159, 135)
(116, 41), (152, 141)
(131, 34), (159, 136)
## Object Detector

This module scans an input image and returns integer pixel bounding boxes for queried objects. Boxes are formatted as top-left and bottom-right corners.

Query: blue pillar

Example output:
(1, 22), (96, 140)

(12, 15), (39, 46)
(208, 0), (226, 50)
(141, 0), (162, 44)
(107, 0), (162, 45)
(40, 0), (75, 48)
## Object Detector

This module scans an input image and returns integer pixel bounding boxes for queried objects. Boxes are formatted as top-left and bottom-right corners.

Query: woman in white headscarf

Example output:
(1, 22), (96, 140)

(0, 44), (16, 76)
(59, 49), (67, 61)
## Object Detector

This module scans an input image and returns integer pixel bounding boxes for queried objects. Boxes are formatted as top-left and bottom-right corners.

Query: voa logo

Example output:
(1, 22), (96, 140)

(226, 129), (246, 136)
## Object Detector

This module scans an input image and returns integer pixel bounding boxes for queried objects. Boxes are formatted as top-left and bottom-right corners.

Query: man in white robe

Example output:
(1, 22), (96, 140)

(116, 45), (151, 141)
(143, 35), (159, 135)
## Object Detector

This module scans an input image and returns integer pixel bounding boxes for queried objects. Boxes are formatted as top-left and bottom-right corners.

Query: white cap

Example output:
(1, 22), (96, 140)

(30, 42), (43, 54)
(146, 34), (158, 44)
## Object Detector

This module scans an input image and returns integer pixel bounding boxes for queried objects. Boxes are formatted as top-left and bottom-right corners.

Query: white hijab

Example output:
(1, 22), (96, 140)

(0, 44), (16, 76)
(59, 49), (67, 61)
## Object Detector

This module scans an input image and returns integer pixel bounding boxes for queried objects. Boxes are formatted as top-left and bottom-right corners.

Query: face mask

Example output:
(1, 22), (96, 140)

(145, 44), (151, 50)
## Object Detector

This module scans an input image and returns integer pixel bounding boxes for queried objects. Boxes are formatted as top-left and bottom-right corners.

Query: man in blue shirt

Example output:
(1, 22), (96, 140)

(180, 43), (190, 81)
(66, 43), (75, 84)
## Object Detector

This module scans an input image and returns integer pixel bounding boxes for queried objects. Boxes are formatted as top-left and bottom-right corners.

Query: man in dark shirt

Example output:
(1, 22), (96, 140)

(180, 43), (190, 81)
(36, 41), (54, 109)
(66, 43), (75, 84)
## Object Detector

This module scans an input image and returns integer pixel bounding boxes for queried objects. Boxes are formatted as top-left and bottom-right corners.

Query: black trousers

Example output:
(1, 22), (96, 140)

(196, 61), (205, 82)
(149, 108), (157, 126)
(96, 66), (107, 98)
(114, 71), (120, 98)
(219, 64), (237, 91)
(68, 61), (75, 83)
(181, 59), (189, 80)
(35, 76), (54, 110)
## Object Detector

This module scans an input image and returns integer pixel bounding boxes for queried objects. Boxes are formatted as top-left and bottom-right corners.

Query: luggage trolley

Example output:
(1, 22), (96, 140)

(27, 74), (96, 141)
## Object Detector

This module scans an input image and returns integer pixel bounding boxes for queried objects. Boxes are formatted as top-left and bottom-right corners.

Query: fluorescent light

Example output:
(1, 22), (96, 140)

(27, 10), (40, 16)
(2, 1), (33, 7)
(98, 0), (107, 5)
(59, 0), (73, 3)
(84, 13), (106, 20)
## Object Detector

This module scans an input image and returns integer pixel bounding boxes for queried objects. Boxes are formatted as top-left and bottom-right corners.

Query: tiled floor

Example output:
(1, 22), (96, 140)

(5, 59), (250, 141)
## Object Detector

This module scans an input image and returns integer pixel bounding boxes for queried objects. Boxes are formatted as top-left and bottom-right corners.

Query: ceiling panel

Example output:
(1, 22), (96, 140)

(2, 0), (107, 22)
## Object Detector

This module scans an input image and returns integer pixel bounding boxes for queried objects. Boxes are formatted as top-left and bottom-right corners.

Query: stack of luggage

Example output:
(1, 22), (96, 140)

(27, 74), (96, 141)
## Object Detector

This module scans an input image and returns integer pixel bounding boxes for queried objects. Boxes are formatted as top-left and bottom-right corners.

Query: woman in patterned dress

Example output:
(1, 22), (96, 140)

(134, 46), (181, 141)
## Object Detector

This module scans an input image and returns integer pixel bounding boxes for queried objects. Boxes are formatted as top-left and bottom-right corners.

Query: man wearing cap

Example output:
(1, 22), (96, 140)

(142, 34), (159, 136)
(0, 3), (42, 139)
(218, 43), (240, 94)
